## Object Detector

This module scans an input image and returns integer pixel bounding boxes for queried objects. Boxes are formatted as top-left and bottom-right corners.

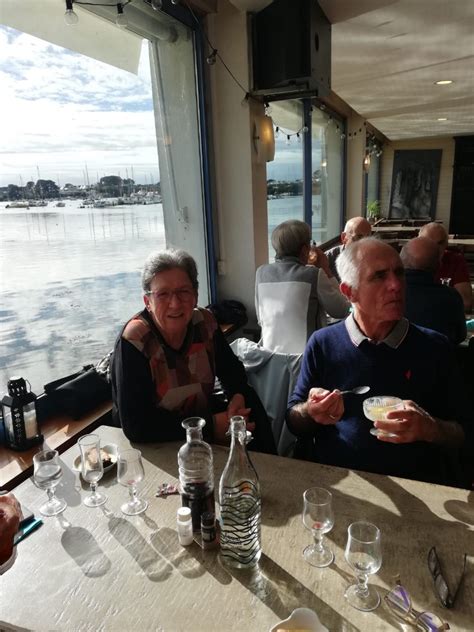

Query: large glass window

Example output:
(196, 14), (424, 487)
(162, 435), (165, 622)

(0, 9), (205, 393)
(265, 99), (344, 259)
(266, 100), (304, 259)
(310, 105), (344, 244)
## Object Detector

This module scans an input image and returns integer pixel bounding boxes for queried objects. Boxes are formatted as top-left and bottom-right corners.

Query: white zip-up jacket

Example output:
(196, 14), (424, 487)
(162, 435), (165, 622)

(255, 255), (350, 354)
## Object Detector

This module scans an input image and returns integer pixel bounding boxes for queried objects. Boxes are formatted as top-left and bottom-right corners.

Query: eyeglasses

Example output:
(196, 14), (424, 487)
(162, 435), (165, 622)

(428, 546), (467, 609)
(145, 288), (195, 304)
(385, 583), (450, 631)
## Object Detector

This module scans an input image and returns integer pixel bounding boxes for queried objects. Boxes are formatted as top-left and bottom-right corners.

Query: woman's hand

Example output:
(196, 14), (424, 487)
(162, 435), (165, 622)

(227, 393), (250, 419)
(227, 393), (255, 433)
(306, 387), (344, 425)
(213, 393), (255, 445)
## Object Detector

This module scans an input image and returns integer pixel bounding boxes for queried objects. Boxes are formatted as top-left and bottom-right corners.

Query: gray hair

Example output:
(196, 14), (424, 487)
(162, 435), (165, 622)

(400, 237), (439, 273)
(336, 236), (389, 289)
(141, 248), (198, 292)
(271, 220), (311, 258)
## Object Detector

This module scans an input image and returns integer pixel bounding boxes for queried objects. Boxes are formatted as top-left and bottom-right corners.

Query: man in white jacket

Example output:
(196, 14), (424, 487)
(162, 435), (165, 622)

(255, 220), (350, 354)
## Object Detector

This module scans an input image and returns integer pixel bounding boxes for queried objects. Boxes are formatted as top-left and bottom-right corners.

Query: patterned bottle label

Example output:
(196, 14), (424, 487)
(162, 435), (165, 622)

(220, 480), (261, 568)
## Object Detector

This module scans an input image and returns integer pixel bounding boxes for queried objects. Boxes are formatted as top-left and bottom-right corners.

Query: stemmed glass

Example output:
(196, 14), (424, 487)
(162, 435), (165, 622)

(344, 521), (382, 611)
(33, 449), (67, 516)
(117, 448), (148, 515)
(78, 434), (107, 507)
(302, 487), (334, 567)
(363, 396), (403, 438)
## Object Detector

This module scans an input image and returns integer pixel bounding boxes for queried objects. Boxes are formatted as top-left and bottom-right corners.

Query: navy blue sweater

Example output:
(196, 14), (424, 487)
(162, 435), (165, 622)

(287, 320), (472, 485)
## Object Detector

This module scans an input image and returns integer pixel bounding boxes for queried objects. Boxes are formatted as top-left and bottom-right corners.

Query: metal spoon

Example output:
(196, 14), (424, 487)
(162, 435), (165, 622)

(340, 386), (370, 396)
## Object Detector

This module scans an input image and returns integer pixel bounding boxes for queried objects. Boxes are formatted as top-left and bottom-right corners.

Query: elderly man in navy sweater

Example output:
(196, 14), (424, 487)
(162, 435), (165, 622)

(287, 238), (472, 486)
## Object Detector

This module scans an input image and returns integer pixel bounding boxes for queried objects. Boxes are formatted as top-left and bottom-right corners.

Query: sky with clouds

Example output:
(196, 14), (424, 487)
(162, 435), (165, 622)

(0, 24), (306, 189)
(0, 25), (159, 187)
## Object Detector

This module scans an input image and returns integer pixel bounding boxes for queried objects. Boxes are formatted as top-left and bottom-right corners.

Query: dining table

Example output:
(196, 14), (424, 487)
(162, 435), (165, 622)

(1, 425), (472, 631)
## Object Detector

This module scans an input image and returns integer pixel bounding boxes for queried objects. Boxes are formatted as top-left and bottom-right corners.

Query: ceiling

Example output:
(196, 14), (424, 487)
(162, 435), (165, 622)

(230, 0), (474, 141)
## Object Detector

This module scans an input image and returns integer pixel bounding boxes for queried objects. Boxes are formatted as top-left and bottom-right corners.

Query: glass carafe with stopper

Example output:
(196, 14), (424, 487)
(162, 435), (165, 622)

(219, 415), (261, 569)
(178, 417), (215, 531)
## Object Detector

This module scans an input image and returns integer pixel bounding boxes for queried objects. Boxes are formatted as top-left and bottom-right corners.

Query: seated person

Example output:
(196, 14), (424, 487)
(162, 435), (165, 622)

(255, 220), (349, 354)
(419, 222), (472, 312)
(0, 494), (21, 568)
(286, 237), (472, 486)
(400, 237), (467, 345)
(111, 248), (276, 454)
(326, 216), (372, 282)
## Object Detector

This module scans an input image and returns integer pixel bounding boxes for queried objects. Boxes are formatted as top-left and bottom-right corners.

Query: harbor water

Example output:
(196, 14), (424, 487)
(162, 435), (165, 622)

(0, 195), (311, 392)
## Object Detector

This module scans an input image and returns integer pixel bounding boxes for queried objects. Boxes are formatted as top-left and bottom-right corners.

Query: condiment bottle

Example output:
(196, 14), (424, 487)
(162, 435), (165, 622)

(201, 511), (217, 550)
(177, 507), (193, 546)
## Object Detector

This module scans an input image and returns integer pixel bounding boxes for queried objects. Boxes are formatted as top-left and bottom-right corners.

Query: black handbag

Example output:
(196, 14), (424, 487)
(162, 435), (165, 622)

(43, 362), (111, 420)
(207, 300), (248, 327)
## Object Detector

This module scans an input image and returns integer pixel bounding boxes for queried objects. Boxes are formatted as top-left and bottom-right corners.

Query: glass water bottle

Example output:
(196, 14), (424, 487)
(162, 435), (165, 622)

(219, 416), (261, 569)
(178, 417), (215, 531)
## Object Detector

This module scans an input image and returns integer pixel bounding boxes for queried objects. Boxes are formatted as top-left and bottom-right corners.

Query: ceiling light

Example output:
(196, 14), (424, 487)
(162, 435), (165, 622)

(435, 80), (453, 85)
(437, 117), (448, 121)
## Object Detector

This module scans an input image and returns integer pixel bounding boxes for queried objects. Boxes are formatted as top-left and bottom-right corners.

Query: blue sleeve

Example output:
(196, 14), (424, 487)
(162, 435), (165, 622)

(287, 335), (322, 409)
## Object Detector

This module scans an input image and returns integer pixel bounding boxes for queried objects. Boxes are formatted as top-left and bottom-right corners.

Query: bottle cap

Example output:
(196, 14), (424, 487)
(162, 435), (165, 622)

(177, 507), (192, 523)
(201, 511), (215, 527)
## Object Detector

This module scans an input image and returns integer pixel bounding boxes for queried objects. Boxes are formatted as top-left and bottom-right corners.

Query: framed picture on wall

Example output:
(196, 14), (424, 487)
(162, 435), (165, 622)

(389, 149), (442, 219)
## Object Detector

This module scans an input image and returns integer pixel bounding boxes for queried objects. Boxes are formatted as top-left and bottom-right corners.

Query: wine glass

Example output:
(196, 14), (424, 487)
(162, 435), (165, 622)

(78, 434), (107, 507)
(363, 396), (403, 438)
(117, 449), (148, 515)
(33, 449), (67, 516)
(302, 487), (334, 567)
(344, 521), (382, 611)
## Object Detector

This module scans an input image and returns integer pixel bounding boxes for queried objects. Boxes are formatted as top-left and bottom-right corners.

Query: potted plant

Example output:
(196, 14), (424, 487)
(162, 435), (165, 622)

(367, 199), (381, 223)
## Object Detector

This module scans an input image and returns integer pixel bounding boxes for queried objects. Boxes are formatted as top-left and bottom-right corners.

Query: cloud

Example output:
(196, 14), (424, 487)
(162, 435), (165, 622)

(0, 26), (158, 186)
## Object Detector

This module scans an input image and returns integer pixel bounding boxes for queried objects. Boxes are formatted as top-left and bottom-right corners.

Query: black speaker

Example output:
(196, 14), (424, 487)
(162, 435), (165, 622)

(251, 0), (331, 99)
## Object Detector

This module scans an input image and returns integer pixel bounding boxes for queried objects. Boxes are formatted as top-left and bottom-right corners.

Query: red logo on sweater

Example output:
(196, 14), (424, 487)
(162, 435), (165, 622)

(405, 369), (412, 380)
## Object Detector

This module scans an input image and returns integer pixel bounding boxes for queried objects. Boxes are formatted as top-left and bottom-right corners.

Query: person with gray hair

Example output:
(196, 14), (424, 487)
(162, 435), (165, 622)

(286, 237), (473, 487)
(400, 237), (466, 344)
(326, 216), (372, 282)
(111, 248), (276, 454)
(255, 220), (349, 354)
(419, 222), (472, 312)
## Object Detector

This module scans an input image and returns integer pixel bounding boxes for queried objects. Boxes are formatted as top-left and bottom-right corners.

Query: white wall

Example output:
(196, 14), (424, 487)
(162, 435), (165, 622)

(207, 0), (268, 321)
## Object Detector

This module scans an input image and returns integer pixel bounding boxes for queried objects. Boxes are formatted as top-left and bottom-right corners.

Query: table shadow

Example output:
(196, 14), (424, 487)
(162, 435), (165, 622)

(228, 553), (360, 631)
(150, 527), (202, 580)
(45, 452), (82, 508)
(107, 514), (173, 583)
(444, 492), (474, 525)
(61, 525), (111, 578)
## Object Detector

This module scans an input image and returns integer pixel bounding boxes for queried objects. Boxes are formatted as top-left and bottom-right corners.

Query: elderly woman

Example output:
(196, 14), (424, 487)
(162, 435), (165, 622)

(111, 249), (276, 453)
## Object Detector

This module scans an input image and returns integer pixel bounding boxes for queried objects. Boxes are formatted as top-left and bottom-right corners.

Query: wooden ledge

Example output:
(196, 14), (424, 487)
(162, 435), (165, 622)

(0, 401), (112, 491)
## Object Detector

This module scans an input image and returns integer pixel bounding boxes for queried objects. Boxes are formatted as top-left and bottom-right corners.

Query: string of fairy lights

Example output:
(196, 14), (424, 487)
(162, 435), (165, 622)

(62, 0), (384, 155)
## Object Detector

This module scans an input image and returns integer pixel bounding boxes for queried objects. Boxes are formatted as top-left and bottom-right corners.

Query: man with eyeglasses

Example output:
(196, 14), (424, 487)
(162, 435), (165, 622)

(326, 216), (372, 282)
(286, 238), (473, 487)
